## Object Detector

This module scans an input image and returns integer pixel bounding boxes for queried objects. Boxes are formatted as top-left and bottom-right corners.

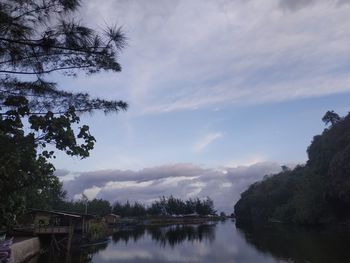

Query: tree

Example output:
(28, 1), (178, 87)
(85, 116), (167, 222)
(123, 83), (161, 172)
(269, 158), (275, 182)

(234, 111), (350, 225)
(86, 199), (111, 217)
(281, 165), (290, 172)
(0, 0), (128, 227)
(322, 110), (341, 126)
(24, 174), (67, 211)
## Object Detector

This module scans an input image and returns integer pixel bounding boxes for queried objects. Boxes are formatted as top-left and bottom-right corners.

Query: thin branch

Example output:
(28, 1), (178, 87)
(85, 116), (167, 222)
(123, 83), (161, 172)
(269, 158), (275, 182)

(0, 51), (80, 65)
(0, 65), (93, 75)
(0, 89), (68, 99)
(12, 3), (58, 20)
(0, 106), (125, 116)
(0, 37), (107, 54)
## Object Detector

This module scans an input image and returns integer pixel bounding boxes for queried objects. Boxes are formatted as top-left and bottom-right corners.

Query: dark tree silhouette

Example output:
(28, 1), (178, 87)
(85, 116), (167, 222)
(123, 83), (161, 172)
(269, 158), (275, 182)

(322, 110), (341, 126)
(235, 111), (350, 225)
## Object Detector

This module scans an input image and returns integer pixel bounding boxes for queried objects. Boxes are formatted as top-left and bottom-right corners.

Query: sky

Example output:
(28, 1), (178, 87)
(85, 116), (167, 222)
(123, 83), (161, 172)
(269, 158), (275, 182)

(54, 0), (350, 213)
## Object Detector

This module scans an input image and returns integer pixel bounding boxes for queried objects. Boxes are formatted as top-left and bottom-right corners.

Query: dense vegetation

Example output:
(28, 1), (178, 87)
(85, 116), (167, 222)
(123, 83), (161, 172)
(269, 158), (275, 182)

(0, 0), (127, 227)
(234, 111), (350, 225)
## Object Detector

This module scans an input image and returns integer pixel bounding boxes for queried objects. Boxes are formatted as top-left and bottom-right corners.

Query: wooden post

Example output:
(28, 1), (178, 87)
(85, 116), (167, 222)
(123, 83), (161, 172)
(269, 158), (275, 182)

(67, 218), (73, 251)
(82, 216), (85, 236)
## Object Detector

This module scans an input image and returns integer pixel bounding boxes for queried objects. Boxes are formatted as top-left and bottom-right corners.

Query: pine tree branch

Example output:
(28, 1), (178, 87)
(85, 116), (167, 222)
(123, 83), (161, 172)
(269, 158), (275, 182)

(0, 65), (93, 75)
(0, 51), (80, 65)
(12, 3), (58, 20)
(0, 37), (107, 54)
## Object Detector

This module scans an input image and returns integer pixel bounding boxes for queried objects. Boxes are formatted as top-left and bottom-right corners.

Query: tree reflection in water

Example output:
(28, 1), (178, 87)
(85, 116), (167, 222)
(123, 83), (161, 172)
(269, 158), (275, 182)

(38, 221), (350, 263)
(112, 223), (216, 247)
(236, 221), (350, 263)
(112, 226), (146, 244)
(148, 224), (216, 247)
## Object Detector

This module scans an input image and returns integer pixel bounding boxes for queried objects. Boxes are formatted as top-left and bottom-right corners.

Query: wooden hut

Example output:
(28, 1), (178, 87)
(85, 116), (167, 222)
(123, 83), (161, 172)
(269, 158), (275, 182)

(29, 209), (95, 234)
(27, 209), (95, 251)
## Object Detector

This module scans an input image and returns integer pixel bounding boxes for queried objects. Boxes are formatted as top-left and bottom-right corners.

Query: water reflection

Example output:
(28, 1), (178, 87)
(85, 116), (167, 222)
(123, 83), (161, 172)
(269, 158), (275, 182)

(236, 222), (350, 263)
(111, 227), (145, 244)
(112, 224), (216, 247)
(36, 220), (350, 263)
(149, 224), (215, 247)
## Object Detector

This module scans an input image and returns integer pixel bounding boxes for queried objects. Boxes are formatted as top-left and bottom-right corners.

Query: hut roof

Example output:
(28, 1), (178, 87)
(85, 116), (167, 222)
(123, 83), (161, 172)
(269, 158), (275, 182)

(28, 209), (95, 219)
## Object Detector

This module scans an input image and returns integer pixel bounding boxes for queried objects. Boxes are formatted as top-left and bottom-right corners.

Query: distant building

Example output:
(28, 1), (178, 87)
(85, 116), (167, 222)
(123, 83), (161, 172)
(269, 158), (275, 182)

(104, 214), (120, 225)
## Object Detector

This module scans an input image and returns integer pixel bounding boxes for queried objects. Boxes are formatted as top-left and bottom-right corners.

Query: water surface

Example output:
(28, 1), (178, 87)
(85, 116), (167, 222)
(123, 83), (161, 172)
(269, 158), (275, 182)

(37, 220), (350, 263)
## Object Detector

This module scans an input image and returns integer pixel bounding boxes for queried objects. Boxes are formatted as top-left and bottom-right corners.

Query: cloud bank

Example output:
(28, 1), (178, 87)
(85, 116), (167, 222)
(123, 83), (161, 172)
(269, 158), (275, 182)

(60, 162), (281, 212)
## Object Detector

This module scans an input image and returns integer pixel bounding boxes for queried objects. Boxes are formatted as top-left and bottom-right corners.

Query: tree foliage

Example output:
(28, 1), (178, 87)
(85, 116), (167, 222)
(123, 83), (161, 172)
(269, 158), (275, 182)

(234, 111), (350, 225)
(112, 196), (216, 217)
(322, 110), (341, 127)
(0, 0), (127, 227)
(57, 198), (112, 217)
(0, 0), (127, 116)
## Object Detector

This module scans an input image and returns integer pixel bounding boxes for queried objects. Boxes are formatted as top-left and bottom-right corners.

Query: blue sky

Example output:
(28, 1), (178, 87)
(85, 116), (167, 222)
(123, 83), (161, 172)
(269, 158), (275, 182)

(55, 0), (350, 212)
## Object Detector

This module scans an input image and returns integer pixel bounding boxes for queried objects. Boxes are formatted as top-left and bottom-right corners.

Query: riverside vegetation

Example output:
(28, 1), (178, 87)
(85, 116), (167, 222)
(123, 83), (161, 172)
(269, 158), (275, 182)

(235, 111), (350, 225)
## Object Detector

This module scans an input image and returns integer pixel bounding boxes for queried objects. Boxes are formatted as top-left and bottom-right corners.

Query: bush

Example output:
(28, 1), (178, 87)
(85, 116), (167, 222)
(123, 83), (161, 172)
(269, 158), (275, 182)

(87, 222), (108, 241)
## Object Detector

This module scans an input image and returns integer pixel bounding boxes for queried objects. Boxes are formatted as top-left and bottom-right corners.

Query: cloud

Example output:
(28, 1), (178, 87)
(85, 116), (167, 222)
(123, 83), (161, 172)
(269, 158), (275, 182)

(193, 132), (223, 152)
(226, 155), (267, 167)
(62, 162), (281, 212)
(64, 163), (212, 196)
(279, 0), (350, 11)
(72, 0), (350, 115)
(278, 0), (317, 11)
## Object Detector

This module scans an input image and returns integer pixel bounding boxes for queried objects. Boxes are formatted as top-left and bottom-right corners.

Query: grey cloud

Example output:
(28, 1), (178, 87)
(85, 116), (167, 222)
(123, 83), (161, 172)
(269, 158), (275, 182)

(279, 0), (317, 11)
(279, 0), (350, 11)
(64, 163), (211, 197)
(62, 162), (281, 212)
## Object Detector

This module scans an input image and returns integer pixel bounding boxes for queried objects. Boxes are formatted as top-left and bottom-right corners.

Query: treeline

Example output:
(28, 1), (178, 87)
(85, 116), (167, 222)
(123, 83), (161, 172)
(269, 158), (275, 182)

(234, 111), (350, 225)
(28, 195), (216, 218)
(113, 196), (216, 217)
(57, 198), (112, 217)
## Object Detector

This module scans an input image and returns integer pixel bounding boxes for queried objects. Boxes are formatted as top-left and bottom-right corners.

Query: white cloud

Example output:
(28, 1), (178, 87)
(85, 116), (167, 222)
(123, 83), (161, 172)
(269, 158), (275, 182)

(193, 132), (224, 152)
(83, 186), (101, 200)
(226, 154), (268, 167)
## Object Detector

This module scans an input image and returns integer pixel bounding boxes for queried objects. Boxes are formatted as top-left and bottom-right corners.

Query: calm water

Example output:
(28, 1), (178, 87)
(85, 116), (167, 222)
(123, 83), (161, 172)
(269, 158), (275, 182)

(37, 220), (350, 263)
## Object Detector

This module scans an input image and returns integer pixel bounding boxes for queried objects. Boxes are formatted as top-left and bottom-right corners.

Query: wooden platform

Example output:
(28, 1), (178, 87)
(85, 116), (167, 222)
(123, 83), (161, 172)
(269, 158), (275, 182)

(34, 226), (72, 234)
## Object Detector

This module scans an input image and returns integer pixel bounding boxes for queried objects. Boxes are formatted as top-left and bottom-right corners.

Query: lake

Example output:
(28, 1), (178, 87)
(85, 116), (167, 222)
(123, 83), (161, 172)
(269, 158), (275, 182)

(37, 220), (350, 263)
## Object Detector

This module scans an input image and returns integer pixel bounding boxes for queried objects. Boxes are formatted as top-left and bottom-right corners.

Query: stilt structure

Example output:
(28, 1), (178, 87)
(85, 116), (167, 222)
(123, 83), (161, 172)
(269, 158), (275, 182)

(28, 209), (95, 254)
